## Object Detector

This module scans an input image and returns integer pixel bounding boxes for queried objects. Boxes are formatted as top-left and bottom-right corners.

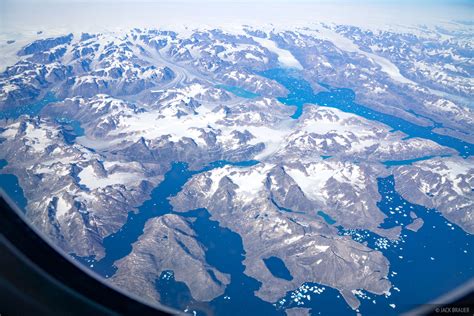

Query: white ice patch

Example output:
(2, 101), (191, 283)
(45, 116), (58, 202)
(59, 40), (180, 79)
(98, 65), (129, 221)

(415, 158), (473, 195)
(152, 83), (209, 101)
(306, 240), (330, 254)
(229, 164), (274, 198)
(284, 235), (304, 244)
(24, 122), (57, 152)
(0, 122), (20, 138)
(110, 104), (225, 145)
(443, 160), (472, 177)
(207, 167), (232, 196)
(78, 165), (141, 190)
(300, 107), (362, 134)
(286, 161), (366, 202)
(252, 36), (303, 69)
(285, 163), (335, 201)
(55, 196), (70, 218)
(244, 125), (292, 160)
(204, 163), (274, 205)
(314, 245), (330, 252)
(301, 27), (414, 85)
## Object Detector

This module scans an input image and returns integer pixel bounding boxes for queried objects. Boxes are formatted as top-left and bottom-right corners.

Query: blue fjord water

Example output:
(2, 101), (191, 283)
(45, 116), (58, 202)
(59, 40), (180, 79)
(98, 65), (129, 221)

(340, 176), (473, 315)
(0, 159), (27, 211)
(317, 210), (337, 225)
(0, 92), (59, 119)
(74, 160), (283, 315)
(260, 68), (474, 158)
(382, 154), (452, 167)
(180, 208), (281, 316)
(263, 256), (293, 281)
(55, 117), (85, 144)
(217, 84), (260, 99)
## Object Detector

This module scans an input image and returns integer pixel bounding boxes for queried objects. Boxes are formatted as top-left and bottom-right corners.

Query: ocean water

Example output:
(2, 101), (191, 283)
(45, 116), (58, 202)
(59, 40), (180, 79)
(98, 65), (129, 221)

(263, 175), (473, 315)
(275, 282), (353, 315)
(179, 208), (280, 316)
(55, 117), (85, 144)
(217, 84), (260, 99)
(0, 92), (58, 119)
(0, 159), (27, 211)
(382, 154), (452, 167)
(156, 270), (196, 313)
(263, 257), (293, 281)
(338, 176), (473, 315)
(259, 68), (474, 158)
(317, 210), (336, 225)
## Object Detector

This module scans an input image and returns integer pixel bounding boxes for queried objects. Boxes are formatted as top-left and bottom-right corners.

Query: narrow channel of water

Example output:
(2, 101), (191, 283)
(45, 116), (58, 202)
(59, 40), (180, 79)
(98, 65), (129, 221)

(217, 84), (259, 99)
(260, 68), (473, 158)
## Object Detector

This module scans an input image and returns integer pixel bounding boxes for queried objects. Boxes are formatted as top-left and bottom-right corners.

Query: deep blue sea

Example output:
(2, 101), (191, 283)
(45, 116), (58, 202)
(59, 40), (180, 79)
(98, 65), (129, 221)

(0, 92), (58, 119)
(55, 117), (85, 144)
(0, 159), (27, 211)
(217, 84), (260, 99)
(263, 257), (293, 281)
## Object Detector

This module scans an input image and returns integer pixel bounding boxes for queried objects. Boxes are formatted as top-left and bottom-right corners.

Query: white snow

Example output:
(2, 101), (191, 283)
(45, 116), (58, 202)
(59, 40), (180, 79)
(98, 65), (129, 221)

(286, 161), (366, 202)
(1, 122), (20, 138)
(110, 104), (225, 144)
(286, 165), (332, 201)
(152, 83), (209, 101)
(443, 160), (472, 177)
(230, 166), (270, 196)
(245, 125), (293, 160)
(252, 36), (303, 70)
(300, 26), (415, 85)
(78, 165), (142, 190)
(273, 217), (293, 234)
(55, 196), (70, 218)
(414, 158), (473, 195)
(105, 91), (295, 158)
(207, 166), (232, 196)
(284, 235), (304, 244)
(314, 245), (330, 252)
(206, 163), (274, 204)
(24, 122), (57, 152)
